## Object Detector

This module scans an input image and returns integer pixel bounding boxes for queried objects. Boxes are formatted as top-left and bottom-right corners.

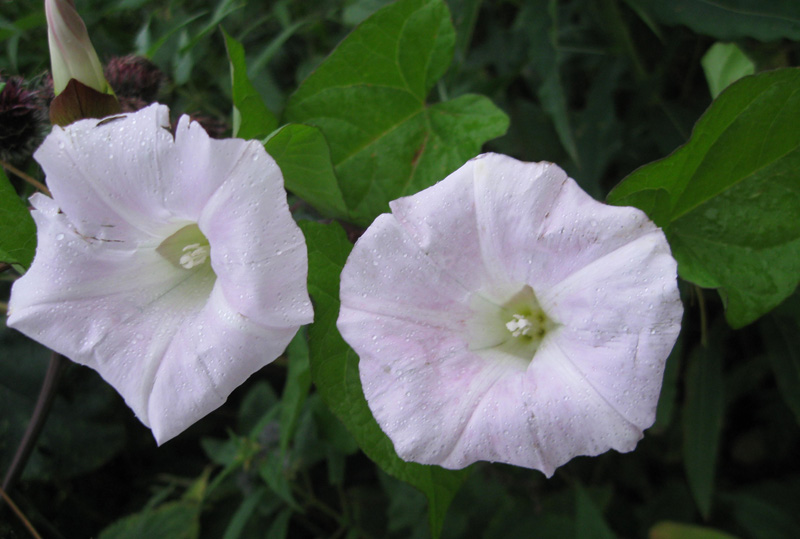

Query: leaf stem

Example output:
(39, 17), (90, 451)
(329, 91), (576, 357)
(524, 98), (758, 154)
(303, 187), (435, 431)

(2, 353), (67, 493)
(0, 160), (51, 197)
(695, 285), (708, 347)
(0, 486), (43, 539)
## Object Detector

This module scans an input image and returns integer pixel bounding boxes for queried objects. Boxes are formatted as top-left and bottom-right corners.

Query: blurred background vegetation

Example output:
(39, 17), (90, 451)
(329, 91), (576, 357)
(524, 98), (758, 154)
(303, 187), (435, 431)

(2, 0), (799, 537)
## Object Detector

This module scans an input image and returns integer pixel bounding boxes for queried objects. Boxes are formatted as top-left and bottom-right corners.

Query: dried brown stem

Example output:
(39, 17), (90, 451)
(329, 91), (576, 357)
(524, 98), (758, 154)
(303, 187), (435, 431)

(1, 160), (50, 197)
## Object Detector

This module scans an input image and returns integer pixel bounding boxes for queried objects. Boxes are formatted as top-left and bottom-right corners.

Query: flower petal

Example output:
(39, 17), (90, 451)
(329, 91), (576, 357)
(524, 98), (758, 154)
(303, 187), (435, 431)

(470, 153), (657, 291)
(8, 193), (214, 421)
(199, 140), (313, 327)
(147, 284), (302, 443)
(539, 231), (682, 428)
(33, 105), (258, 243)
(340, 153), (682, 473)
(34, 104), (177, 242)
(339, 213), (474, 329)
(389, 159), (494, 292)
(12, 104), (313, 442)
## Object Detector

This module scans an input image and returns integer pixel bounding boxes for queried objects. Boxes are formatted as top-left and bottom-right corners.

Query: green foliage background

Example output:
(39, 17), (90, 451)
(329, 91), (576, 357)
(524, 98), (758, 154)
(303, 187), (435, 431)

(1, 0), (799, 537)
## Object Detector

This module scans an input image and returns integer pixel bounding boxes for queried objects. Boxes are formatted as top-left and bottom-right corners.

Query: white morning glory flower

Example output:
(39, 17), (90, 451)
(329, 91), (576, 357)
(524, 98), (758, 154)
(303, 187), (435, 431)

(337, 153), (682, 475)
(7, 104), (313, 444)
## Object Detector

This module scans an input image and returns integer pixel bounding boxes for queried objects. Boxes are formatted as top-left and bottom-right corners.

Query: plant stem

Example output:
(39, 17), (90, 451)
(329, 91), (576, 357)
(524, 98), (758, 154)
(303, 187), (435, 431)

(0, 160), (50, 197)
(2, 353), (67, 493)
(0, 486), (43, 539)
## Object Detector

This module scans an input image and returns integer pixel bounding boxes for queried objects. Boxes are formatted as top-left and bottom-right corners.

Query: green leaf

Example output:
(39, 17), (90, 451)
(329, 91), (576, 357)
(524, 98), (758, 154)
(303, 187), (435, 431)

(702, 43), (755, 99)
(286, 0), (508, 226)
(682, 331), (725, 518)
(299, 220), (468, 539)
(721, 491), (800, 539)
(98, 501), (201, 539)
(608, 68), (800, 327)
(264, 124), (348, 219)
(649, 521), (738, 539)
(574, 485), (616, 539)
(279, 329), (312, 453)
(265, 508), (293, 539)
(0, 327), (126, 482)
(654, 335), (683, 431)
(760, 293), (800, 424)
(223, 28), (278, 140)
(521, 0), (579, 165)
(0, 167), (36, 269)
(222, 488), (267, 539)
(631, 0), (800, 41)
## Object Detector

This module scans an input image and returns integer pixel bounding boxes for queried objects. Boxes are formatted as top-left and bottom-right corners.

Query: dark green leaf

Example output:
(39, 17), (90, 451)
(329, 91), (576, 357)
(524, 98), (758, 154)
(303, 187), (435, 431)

(701, 43), (755, 99)
(0, 327), (126, 481)
(574, 485), (616, 539)
(98, 502), (200, 539)
(721, 491), (800, 539)
(265, 508), (293, 539)
(223, 28), (278, 140)
(299, 220), (468, 539)
(521, 0), (579, 165)
(264, 124), (348, 219)
(682, 332), (725, 518)
(654, 335), (683, 431)
(259, 451), (301, 510)
(222, 488), (267, 539)
(0, 167), (36, 269)
(760, 294), (800, 424)
(649, 521), (738, 539)
(237, 381), (278, 435)
(608, 68), (800, 327)
(279, 329), (312, 453)
(286, 0), (508, 225)
(631, 0), (800, 41)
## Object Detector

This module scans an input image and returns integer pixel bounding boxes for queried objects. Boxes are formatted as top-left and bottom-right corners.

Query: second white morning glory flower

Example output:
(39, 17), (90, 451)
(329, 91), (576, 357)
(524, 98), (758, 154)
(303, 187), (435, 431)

(8, 104), (313, 444)
(337, 153), (682, 475)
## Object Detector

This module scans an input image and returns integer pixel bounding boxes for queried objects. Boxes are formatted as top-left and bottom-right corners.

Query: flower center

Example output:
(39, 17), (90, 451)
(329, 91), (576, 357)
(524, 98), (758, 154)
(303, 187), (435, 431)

(467, 284), (557, 365)
(157, 224), (212, 271)
(179, 243), (210, 269)
(506, 314), (533, 337)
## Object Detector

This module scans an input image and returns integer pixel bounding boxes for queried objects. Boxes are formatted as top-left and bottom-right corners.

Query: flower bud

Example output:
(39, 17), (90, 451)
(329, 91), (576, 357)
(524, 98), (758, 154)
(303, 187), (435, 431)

(45, 0), (110, 96)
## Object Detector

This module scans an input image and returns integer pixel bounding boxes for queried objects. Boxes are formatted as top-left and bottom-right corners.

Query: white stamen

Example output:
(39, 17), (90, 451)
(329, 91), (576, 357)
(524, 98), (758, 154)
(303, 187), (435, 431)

(506, 314), (533, 337)
(179, 243), (210, 269)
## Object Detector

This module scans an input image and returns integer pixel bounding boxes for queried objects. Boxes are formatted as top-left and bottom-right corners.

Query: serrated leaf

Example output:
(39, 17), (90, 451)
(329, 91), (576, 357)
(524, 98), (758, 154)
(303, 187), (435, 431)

(299, 220), (468, 539)
(264, 124), (348, 219)
(0, 168), (36, 269)
(286, 0), (508, 226)
(682, 332), (725, 519)
(223, 28), (278, 140)
(702, 43), (755, 99)
(632, 0), (800, 41)
(760, 294), (800, 425)
(608, 68), (800, 327)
